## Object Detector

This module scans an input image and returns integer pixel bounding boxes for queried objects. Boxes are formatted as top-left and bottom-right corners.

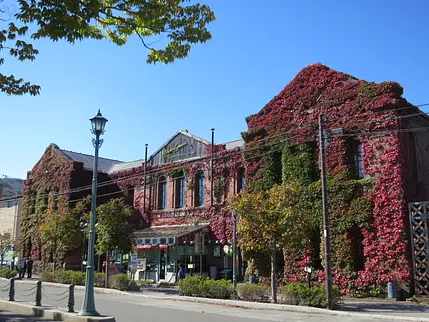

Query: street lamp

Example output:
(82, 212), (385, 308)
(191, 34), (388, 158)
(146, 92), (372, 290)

(79, 110), (107, 316)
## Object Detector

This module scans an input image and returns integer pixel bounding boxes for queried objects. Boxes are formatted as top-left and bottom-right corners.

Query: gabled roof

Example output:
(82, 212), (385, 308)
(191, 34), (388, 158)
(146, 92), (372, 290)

(150, 130), (210, 159)
(107, 159), (144, 174)
(51, 144), (124, 173)
(224, 139), (244, 150)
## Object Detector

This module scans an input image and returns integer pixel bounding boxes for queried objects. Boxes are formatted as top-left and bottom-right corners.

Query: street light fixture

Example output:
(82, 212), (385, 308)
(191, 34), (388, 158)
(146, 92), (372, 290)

(79, 110), (108, 316)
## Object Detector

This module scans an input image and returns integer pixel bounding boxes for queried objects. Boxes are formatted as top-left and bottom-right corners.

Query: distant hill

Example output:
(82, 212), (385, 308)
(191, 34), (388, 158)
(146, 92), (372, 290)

(0, 177), (23, 198)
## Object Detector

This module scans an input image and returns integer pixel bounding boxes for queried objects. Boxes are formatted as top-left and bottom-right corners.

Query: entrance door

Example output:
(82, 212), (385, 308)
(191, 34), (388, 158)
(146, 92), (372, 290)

(160, 249), (166, 280)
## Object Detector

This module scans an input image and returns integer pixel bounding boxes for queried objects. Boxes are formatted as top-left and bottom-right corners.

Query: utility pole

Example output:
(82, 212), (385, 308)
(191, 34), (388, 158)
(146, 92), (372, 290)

(211, 128), (215, 207)
(143, 144), (148, 212)
(318, 113), (333, 310)
(232, 211), (237, 287)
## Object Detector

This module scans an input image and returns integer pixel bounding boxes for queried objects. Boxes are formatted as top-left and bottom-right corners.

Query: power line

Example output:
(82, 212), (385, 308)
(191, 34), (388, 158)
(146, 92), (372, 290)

(5, 103), (429, 206)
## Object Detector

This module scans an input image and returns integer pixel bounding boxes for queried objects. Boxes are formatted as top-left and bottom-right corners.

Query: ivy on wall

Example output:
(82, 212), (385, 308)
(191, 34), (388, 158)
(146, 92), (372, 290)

(241, 63), (415, 296)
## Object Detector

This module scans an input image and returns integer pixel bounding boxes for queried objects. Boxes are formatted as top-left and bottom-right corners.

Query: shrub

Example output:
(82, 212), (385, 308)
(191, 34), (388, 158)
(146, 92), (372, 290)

(40, 271), (55, 282)
(0, 269), (17, 279)
(282, 283), (341, 308)
(236, 283), (268, 302)
(94, 272), (105, 287)
(205, 279), (234, 299)
(178, 276), (208, 296)
(109, 274), (132, 291)
(179, 276), (235, 299)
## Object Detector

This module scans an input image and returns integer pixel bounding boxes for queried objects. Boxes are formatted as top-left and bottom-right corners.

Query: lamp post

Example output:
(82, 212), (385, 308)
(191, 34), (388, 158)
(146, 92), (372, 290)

(79, 110), (107, 316)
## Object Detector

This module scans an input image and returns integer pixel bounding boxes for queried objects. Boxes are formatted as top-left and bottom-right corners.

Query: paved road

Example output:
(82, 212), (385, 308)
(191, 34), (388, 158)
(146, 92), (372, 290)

(1, 280), (429, 322)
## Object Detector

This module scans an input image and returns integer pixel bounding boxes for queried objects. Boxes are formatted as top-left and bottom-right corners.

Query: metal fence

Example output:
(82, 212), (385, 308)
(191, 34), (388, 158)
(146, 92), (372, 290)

(0, 278), (75, 312)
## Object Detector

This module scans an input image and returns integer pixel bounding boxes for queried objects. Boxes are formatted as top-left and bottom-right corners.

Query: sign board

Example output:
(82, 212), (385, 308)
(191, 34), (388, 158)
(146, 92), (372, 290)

(223, 244), (232, 256)
(304, 266), (312, 273)
(187, 264), (194, 269)
(131, 252), (138, 271)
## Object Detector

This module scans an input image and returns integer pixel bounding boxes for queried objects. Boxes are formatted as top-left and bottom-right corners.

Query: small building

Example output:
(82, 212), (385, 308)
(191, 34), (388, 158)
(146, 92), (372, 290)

(0, 195), (22, 241)
(110, 130), (244, 282)
(20, 143), (123, 267)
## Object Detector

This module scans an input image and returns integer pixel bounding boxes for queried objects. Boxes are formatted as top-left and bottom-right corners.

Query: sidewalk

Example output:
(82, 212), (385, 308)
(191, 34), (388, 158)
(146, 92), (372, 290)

(4, 277), (429, 321)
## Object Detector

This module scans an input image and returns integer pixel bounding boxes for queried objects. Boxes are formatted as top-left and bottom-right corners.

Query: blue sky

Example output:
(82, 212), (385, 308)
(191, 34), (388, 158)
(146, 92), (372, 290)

(1, 0), (429, 179)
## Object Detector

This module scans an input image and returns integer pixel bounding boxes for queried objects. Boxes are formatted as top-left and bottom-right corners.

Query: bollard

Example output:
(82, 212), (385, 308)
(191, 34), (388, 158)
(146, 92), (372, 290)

(35, 280), (42, 306)
(68, 284), (75, 313)
(9, 278), (15, 301)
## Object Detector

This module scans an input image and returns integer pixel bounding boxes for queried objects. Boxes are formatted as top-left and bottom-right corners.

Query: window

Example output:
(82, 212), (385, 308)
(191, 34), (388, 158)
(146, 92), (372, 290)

(158, 176), (167, 210)
(237, 167), (245, 193)
(195, 171), (205, 207)
(175, 177), (185, 208)
(353, 140), (364, 179)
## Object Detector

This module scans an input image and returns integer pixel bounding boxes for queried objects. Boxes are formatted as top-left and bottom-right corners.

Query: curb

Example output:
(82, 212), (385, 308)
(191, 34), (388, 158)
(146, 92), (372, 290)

(3, 278), (429, 321)
(0, 299), (115, 322)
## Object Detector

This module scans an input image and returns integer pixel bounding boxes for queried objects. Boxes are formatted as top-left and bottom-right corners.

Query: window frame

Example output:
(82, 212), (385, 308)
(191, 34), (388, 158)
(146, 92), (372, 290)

(157, 176), (167, 210)
(237, 167), (245, 193)
(353, 140), (364, 179)
(175, 176), (185, 209)
(194, 171), (205, 207)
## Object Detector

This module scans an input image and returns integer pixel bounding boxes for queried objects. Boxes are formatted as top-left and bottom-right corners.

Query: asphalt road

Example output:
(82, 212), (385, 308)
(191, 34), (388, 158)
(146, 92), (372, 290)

(0, 280), (382, 322)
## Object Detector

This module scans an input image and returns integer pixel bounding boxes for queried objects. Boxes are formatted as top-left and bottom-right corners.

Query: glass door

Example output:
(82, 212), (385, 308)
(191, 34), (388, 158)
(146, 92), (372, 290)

(160, 249), (166, 280)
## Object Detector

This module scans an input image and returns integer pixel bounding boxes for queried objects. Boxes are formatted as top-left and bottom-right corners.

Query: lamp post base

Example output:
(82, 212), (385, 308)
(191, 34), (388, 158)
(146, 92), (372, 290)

(78, 310), (100, 316)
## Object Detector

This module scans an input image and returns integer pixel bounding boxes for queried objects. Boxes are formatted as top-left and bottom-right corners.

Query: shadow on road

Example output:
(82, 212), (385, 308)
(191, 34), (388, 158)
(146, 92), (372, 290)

(140, 287), (179, 296)
(341, 302), (429, 313)
(0, 309), (52, 321)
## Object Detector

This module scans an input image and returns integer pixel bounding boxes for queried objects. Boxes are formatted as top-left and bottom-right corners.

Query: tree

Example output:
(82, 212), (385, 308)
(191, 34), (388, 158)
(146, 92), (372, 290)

(40, 208), (83, 273)
(229, 184), (300, 303)
(1, 0), (215, 95)
(0, 231), (12, 268)
(93, 198), (134, 286)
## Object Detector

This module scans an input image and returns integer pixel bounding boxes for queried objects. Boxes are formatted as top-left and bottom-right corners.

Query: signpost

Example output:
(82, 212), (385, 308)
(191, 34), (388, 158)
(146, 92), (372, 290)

(130, 252), (137, 280)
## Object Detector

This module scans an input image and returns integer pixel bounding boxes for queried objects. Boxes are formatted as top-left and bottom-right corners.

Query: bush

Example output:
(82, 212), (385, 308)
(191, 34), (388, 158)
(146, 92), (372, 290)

(41, 270), (86, 285)
(282, 283), (341, 308)
(178, 276), (208, 296)
(178, 276), (235, 299)
(236, 283), (269, 302)
(94, 272), (105, 287)
(40, 271), (55, 282)
(205, 279), (234, 299)
(0, 269), (17, 279)
(109, 274), (132, 291)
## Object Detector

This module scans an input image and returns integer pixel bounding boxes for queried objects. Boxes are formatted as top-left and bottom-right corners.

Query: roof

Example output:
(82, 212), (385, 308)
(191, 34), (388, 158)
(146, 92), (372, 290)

(150, 130), (210, 159)
(0, 195), (23, 202)
(224, 139), (244, 150)
(107, 159), (144, 174)
(52, 144), (124, 173)
(134, 224), (208, 239)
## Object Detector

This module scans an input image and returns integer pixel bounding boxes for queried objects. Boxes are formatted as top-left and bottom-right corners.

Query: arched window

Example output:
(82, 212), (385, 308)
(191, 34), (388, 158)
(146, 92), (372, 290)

(195, 171), (205, 207)
(175, 176), (185, 208)
(158, 176), (167, 210)
(237, 167), (245, 193)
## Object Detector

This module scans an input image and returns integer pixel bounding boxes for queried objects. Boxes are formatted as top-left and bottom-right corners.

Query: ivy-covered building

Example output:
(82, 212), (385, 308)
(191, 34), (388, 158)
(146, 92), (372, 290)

(242, 63), (429, 296)
(20, 64), (429, 293)
(21, 143), (124, 268)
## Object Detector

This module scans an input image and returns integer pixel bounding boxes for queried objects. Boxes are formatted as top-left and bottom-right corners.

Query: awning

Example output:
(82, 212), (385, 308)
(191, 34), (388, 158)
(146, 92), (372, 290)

(136, 245), (152, 249)
(134, 224), (209, 239)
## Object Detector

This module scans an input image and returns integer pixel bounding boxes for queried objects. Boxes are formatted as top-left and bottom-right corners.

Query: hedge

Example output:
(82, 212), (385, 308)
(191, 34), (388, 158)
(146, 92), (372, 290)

(0, 269), (17, 279)
(282, 282), (341, 308)
(178, 276), (235, 299)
